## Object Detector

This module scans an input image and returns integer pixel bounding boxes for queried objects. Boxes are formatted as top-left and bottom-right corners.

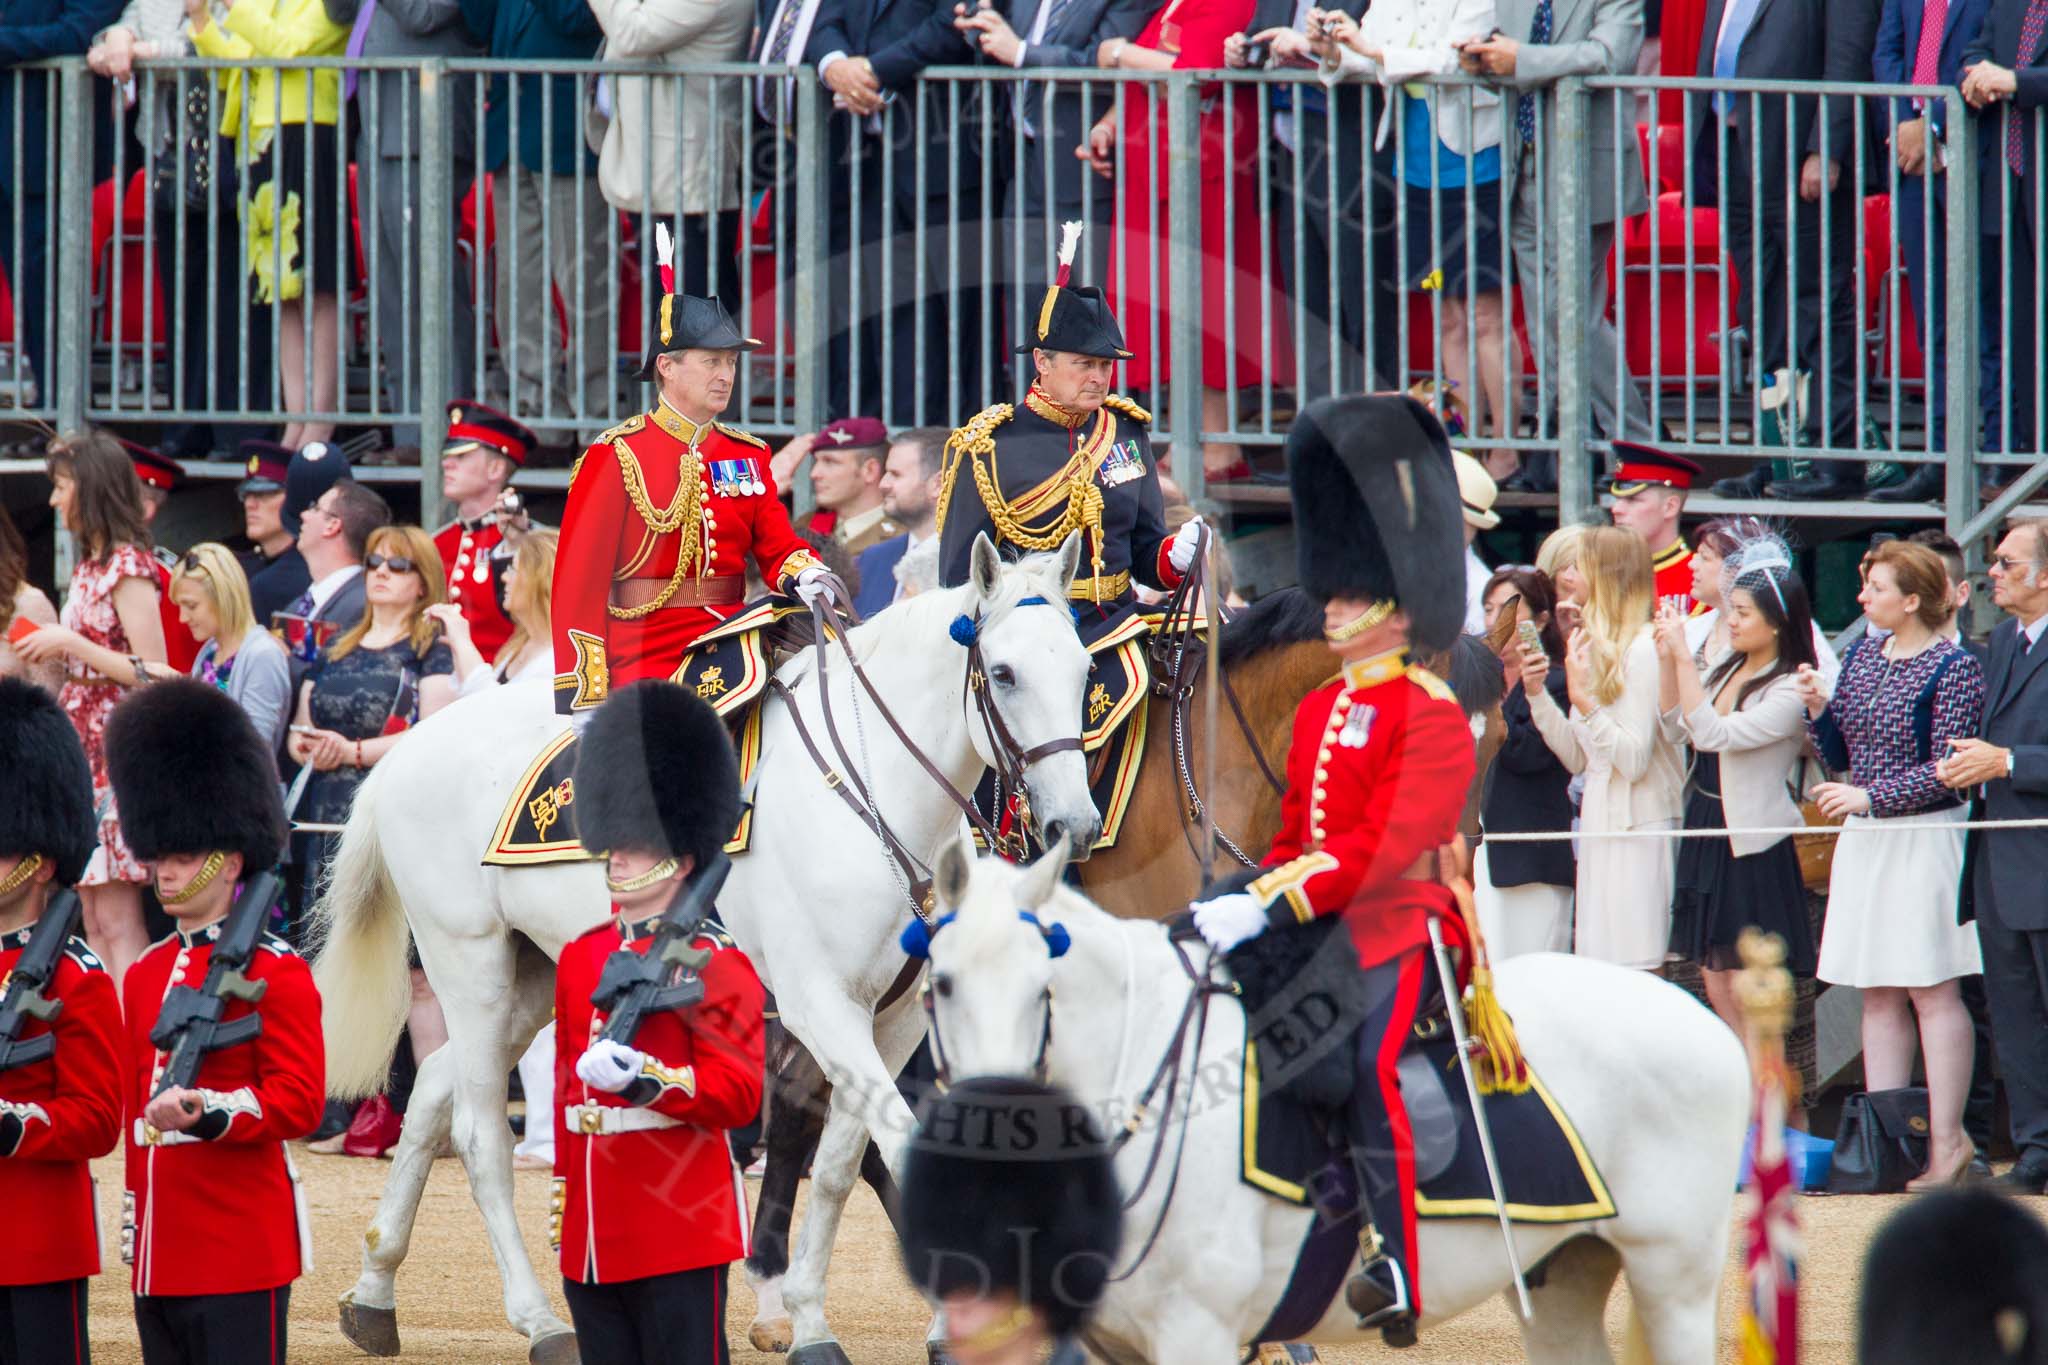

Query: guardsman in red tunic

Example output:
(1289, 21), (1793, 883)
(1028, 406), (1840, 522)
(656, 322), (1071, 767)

(0, 678), (122, 1364)
(552, 294), (829, 717)
(434, 401), (541, 663)
(1190, 396), (1476, 1342)
(106, 680), (324, 1364)
(555, 683), (764, 1361)
(121, 440), (203, 674)
(1607, 442), (1703, 611)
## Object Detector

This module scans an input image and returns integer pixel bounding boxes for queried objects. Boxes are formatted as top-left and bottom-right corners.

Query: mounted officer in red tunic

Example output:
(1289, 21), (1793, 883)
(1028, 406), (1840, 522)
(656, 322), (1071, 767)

(1188, 396), (1476, 1342)
(555, 681), (765, 1362)
(551, 294), (829, 717)
(0, 677), (122, 1365)
(106, 678), (324, 1363)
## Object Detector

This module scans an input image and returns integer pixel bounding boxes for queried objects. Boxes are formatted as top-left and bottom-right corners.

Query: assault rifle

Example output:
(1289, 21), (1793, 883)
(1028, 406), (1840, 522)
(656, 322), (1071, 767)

(0, 889), (83, 1075)
(592, 852), (731, 1048)
(150, 870), (284, 1098)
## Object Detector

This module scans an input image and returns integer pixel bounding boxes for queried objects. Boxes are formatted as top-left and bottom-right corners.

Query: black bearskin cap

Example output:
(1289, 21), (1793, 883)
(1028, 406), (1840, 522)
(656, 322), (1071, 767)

(573, 682), (739, 867)
(0, 677), (97, 885)
(106, 678), (285, 872)
(1858, 1188), (2048, 1365)
(901, 1077), (1122, 1338)
(1286, 394), (1466, 652)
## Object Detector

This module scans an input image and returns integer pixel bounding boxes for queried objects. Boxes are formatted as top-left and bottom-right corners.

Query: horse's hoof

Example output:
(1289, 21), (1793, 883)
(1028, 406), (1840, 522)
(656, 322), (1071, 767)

(528, 1329), (581, 1365)
(788, 1343), (856, 1365)
(751, 1317), (795, 1352)
(338, 1299), (401, 1357)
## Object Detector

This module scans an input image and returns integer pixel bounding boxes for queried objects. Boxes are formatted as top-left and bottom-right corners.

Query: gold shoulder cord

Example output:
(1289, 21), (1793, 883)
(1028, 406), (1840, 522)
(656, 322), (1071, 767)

(936, 403), (1114, 598)
(608, 437), (705, 621)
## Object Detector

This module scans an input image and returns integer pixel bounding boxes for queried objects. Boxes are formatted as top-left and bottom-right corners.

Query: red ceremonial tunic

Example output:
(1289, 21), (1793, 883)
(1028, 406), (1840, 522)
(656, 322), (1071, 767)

(435, 519), (517, 661)
(553, 911), (765, 1285)
(1652, 539), (1694, 613)
(121, 922), (325, 1297)
(552, 405), (821, 714)
(151, 551), (200, 674)
(1245, 648), (1476, 968)
(0, 926), (124, 1285)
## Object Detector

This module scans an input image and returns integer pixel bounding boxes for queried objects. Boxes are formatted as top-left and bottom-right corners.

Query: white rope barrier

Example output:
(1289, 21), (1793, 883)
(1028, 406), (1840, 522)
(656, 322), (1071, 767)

(1484, 816), (2048, 842)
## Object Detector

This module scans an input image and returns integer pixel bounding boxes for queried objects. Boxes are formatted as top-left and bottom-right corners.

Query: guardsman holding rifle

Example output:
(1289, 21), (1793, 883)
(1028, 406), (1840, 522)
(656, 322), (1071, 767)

(106, 679), (325, 1364)
(556, 681), (766, 1363)
(0, 677), (122, 1364)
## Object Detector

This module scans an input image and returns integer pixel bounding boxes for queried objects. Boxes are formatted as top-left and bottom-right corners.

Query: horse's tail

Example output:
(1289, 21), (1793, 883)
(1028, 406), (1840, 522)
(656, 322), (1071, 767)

(1619, 1299), (1653, 1365)
(307, 766), (413, 1100)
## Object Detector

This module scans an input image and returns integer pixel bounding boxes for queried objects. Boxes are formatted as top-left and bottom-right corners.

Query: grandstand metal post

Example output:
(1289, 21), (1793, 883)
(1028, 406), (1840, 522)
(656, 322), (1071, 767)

(1943, 87), (1980, 555)
(53, 61), (90, 435)
(1553, 76), (1591, 525)
(792, 73), (826, 516)
(1166, 72), (1205, 494)
(419, 59), (453, 526)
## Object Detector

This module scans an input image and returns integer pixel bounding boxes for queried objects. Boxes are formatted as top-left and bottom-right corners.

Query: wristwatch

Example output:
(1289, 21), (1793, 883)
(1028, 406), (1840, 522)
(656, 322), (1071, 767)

(2008, 750), (2017, 777)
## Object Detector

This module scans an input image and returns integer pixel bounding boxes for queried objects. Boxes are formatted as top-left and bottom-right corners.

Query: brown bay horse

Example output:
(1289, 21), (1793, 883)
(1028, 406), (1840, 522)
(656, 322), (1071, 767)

(741, 590), (1510, 1357)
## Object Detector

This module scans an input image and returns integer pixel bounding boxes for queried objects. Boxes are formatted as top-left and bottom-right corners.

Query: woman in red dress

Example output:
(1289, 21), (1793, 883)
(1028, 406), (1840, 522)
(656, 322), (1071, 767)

(1083, 0), (1295, 483)
(15, 432), (168, 990)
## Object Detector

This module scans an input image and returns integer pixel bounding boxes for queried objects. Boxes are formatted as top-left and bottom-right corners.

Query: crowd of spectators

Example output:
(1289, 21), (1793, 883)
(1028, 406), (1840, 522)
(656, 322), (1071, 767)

(0, 0), (2036, 491)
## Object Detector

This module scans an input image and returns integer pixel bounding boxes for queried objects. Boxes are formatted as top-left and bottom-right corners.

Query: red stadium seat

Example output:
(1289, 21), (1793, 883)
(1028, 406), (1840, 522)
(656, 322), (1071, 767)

(1861, 193), (1927, 389)
(1610, 192), (1735, 387)
(1636, 123), (1688, 195)
(92, 171), (167, 351)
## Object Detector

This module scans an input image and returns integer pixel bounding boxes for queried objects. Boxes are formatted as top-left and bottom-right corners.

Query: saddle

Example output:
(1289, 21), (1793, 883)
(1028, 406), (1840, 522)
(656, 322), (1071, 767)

(482, 599), (812, 867)
(1223, 915), (1616, 1346)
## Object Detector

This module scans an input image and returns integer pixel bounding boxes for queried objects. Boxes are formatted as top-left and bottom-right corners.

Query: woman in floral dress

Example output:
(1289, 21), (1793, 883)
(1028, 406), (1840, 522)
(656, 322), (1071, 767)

(16, 433), (170, 988)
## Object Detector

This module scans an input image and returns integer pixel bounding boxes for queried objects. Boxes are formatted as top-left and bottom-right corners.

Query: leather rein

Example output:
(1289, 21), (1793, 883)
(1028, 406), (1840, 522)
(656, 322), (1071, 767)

(1146, 529), (1286, 873)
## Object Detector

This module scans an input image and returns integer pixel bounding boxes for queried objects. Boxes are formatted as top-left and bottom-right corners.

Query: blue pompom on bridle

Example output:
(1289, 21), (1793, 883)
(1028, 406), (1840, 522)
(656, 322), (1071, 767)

(899, 908), (1069, 958)
(949, 597), (1055, 649)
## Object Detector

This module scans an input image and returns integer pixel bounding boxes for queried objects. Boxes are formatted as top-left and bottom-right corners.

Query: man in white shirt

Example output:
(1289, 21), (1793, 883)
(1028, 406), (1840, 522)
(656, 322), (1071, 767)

(853, 427), (946, 615)
(1454, 450), (1499, 636)
(295, 480), (392, 641)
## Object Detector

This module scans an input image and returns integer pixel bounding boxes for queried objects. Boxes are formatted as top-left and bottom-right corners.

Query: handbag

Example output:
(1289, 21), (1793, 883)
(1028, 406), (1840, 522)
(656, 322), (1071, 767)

(1825, 1087), (1930, 1194)
(1794, 753), (1838, 892)
(149, 79), (236, 217)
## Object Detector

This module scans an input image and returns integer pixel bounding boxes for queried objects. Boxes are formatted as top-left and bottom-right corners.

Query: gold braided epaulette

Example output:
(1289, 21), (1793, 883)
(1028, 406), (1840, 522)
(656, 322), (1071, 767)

(598, 414), (646, 443)
(716, 421), (767, 450)
(1104, 394), (1151, 423)
(934, 403), (1015, 535)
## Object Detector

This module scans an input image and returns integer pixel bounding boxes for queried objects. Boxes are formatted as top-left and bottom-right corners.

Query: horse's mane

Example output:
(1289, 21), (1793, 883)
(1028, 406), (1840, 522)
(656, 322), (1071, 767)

(1434, 633), (1507, 719)
(1217, 588), (1325, 668)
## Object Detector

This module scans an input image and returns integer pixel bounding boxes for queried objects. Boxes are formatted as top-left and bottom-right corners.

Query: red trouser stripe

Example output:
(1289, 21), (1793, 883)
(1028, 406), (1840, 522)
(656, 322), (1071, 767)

(1375, 950), (1428, 1317)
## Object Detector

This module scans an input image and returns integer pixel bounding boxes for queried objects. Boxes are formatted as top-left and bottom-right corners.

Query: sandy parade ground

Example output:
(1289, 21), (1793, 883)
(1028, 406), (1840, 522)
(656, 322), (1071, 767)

(72, 1144), (2010, 1363)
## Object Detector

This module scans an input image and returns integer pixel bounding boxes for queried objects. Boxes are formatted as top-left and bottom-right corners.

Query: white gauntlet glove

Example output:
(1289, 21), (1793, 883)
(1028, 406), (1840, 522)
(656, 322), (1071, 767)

(1190, 891), (1267, 952)
(574, 1039), (645, 1095)
(1168, 515), (1207, 575)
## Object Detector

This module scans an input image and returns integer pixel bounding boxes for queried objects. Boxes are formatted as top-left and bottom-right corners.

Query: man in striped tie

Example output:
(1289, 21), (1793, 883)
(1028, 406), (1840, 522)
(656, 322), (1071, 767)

(1964, 0), (2048, 462)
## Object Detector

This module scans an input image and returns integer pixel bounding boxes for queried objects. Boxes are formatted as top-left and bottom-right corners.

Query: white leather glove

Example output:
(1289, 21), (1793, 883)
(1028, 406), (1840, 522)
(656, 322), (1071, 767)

(794, 565), (834, 607)
(1191, 891), (1267, 953)
(1168, 515), (1207, 575)
(575, 1039), (644, 1095)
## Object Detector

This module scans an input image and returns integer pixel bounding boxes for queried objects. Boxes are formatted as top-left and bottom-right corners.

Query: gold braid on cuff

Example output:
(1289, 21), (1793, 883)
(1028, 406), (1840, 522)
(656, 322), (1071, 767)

(159, 850), (229, 906)
(1324, 598), (1397, 644)
(606, 857), (681, 895)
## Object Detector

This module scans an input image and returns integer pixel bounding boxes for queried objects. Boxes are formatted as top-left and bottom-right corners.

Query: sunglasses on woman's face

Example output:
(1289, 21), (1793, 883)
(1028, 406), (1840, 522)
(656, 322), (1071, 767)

(365, 553), (418, 575)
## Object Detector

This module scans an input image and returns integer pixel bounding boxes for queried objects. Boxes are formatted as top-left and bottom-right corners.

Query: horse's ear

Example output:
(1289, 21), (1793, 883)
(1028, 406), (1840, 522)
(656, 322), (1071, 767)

(934, 833), (974, 912)
(970, 532), (1003, 602)
(1055, 530), (1083, 597)
(1016, 831), (1071, 910)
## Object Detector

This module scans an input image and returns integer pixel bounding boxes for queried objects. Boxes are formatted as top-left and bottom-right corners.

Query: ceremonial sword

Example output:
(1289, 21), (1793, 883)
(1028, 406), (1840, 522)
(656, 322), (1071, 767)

(1425, 913), (1534, 1320)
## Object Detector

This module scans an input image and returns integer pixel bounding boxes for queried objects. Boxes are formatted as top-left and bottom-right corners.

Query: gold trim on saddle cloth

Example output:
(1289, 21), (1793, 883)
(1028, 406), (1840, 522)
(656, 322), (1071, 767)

(483, 729), (599, 867)
(671, 628), (774, 718)
(723, 704), (766, 855)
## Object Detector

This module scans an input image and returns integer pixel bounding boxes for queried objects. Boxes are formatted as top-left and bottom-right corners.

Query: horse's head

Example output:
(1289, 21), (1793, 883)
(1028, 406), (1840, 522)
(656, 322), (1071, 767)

(954, 531), (1102, 857)
(905, 831), (1077, 1085)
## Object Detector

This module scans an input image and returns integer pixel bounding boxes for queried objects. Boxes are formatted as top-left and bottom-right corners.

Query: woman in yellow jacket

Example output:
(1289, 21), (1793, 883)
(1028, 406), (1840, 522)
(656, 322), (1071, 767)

(187, 0), (347, 448)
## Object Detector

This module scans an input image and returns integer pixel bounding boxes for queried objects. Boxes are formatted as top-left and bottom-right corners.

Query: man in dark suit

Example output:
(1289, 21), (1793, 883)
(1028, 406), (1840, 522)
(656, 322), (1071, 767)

(331, 0), (483, 453)
(1694, 0), (1879, 501)
(0, 0), (123, 404)
(852, 424), (945, 614)
(1943, 519), (2048, 1193)
(953, 0), (1149, 370)
(1865, 0), (1999, 504)
(458, 0), (610, 429)
(1232, 0), (1403, 402)
(1963, 0), (2048, 460)
(807, 0), (1008, 426)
